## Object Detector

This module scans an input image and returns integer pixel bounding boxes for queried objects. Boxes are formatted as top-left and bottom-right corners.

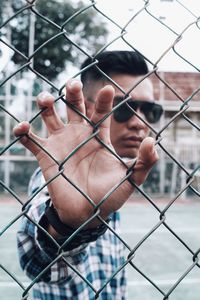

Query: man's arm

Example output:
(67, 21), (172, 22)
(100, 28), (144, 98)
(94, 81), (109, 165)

(17, 174), (88, 281)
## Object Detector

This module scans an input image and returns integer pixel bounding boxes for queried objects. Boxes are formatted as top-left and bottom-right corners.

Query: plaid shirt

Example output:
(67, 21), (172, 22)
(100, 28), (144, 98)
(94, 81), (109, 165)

(17, 168), (127, 299)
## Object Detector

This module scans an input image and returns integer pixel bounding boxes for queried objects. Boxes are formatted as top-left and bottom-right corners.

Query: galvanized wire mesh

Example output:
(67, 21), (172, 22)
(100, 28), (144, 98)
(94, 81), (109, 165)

(0, 0), (200, 299)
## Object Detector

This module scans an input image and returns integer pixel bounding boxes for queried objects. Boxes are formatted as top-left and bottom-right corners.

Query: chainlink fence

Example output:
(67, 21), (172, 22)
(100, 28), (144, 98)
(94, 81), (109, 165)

(0, 0), (200, 299)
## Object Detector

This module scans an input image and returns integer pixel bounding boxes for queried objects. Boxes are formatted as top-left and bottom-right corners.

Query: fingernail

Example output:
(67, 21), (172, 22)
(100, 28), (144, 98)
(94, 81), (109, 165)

(37, 91), (52, 101)
(16, 122), (23, 129)
(68, 78), (82, 87)
(17, 121), (26, 128)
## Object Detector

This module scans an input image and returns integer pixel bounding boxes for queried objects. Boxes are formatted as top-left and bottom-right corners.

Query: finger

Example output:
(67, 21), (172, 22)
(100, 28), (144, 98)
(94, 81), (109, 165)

(66, 79), (86, 123)
(13, 121), (44, 156)
(129, 137), (159, 186)
(91, 85), (115, 142)
(37, 92), (64, 134)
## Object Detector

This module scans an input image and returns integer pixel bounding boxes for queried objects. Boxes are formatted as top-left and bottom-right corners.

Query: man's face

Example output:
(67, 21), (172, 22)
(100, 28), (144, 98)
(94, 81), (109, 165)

(85, 74), (154, 159)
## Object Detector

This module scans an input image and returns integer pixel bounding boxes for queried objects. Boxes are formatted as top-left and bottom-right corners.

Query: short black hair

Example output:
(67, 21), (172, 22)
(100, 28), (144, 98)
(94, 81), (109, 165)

(80, 51), (149, 84)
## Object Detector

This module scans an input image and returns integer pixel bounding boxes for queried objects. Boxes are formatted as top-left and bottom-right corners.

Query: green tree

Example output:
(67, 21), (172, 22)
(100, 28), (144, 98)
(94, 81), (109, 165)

(0, 0), (108, 81)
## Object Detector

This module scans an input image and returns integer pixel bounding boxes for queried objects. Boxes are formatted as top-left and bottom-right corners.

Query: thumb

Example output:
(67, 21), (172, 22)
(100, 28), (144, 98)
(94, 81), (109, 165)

(129, 137), (159, 186)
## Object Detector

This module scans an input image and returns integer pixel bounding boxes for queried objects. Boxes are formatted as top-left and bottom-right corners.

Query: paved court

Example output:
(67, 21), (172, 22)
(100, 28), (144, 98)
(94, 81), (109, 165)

(121, 199), (200, 300)
(1, 197), (200, 300)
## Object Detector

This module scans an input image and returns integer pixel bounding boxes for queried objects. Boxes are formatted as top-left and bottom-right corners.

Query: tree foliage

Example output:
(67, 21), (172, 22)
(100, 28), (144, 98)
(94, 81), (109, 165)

(0, 0), (108, 81)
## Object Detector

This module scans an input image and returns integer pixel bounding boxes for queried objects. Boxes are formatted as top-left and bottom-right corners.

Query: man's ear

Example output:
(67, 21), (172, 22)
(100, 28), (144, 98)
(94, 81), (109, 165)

(85, 98), (95, 119)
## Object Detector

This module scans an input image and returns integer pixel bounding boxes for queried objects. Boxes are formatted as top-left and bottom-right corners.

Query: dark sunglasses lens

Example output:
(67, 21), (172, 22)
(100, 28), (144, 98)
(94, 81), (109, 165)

(114, 101), (163, 124)
(113, 102), (136, 123)
(142, 102), (163, 123)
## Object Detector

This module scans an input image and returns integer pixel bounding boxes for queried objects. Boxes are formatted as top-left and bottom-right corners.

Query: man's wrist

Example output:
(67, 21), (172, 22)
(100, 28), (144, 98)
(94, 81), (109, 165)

(44, 203), (111, 250)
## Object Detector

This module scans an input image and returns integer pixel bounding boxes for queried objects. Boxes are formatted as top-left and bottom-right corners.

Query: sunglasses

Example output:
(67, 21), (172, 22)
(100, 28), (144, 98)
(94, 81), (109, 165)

(113, 98), (163, 124)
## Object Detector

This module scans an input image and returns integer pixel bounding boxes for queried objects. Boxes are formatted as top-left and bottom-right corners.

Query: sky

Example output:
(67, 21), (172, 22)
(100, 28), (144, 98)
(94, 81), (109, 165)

(88, 0), (200, 72)
(1, 0), (199, 75)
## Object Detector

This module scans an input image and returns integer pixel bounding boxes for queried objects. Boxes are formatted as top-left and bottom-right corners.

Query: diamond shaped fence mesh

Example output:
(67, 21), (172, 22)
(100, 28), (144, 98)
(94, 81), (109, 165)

(0, 0), (200, 299)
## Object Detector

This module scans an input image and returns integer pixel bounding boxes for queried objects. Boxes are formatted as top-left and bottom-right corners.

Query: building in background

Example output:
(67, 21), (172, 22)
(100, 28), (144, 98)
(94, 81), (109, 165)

(144, 71), (200, 197)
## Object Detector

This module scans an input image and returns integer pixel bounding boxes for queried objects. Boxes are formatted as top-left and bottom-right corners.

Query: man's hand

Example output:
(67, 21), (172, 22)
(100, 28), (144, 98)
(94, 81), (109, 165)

(13, 79), (158, 228)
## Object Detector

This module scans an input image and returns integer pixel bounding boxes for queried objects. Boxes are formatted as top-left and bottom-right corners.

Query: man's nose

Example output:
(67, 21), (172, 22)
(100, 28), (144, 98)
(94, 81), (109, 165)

(126, 109), (147, 129)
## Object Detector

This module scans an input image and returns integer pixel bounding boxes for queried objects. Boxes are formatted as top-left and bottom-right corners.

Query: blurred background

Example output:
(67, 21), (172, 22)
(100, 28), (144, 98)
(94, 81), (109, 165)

(0, 1), (200, 299)
(0, 0), (199, 198)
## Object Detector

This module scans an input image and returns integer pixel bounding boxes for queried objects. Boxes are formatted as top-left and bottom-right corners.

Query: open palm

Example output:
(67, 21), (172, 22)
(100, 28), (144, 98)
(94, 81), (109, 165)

(13, 79), (158, 228)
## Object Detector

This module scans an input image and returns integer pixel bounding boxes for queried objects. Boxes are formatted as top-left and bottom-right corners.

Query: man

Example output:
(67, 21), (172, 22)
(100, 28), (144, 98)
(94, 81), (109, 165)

(14, 51), (163, 299)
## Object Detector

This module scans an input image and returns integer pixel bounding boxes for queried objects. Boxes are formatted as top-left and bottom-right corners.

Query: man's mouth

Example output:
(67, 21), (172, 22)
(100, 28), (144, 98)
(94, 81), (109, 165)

(122, 136), (143, 146)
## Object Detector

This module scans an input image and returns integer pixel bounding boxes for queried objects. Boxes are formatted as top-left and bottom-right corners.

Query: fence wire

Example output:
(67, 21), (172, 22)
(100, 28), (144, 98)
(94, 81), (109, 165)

(0, 0), (200, 299)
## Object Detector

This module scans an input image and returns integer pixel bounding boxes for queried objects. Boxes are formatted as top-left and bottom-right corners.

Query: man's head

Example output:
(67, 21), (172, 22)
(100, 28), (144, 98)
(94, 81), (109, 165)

(80, 51), (162, 158)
